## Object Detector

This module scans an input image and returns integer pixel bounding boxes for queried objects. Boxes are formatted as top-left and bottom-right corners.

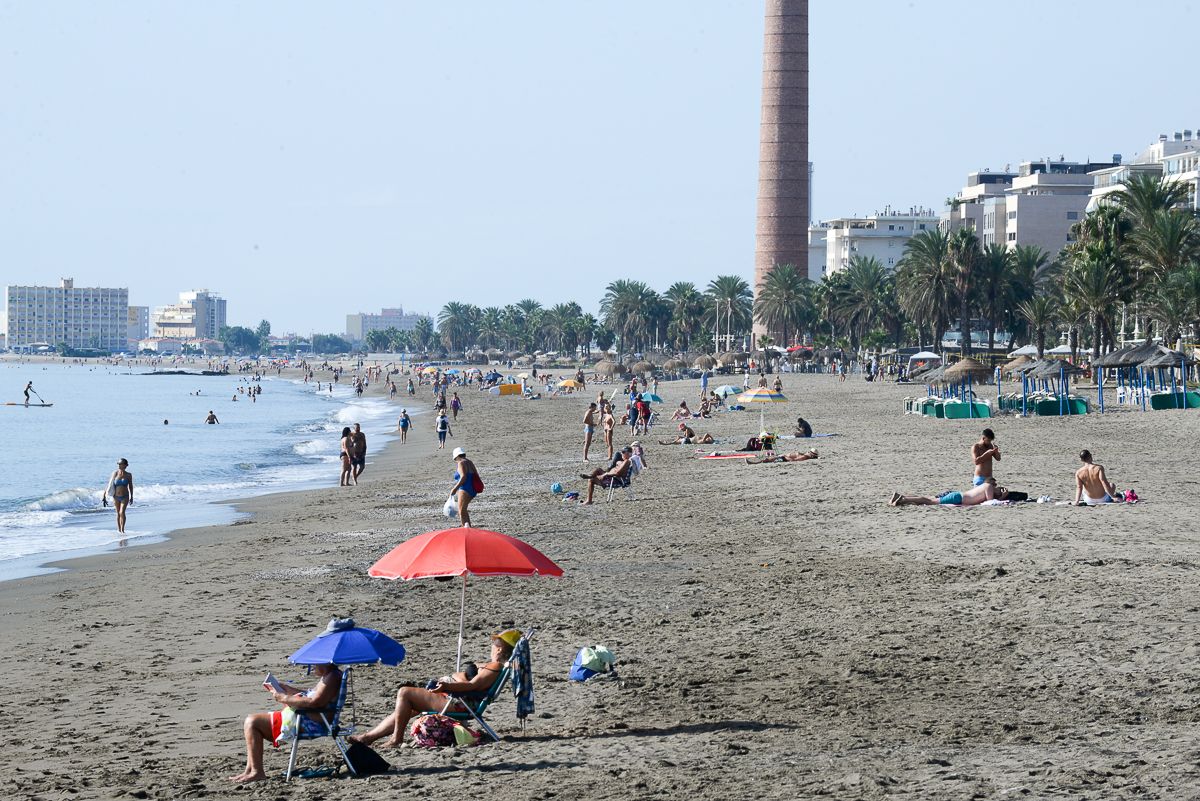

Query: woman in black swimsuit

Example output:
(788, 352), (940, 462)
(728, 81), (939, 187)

(104, 458), (134, 534)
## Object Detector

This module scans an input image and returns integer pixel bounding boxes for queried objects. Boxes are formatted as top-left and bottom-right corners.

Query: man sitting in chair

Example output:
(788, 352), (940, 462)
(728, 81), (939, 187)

(230, 663), (342, 783)
(349, 630), (519, 749)
(577, 448), (634, 505)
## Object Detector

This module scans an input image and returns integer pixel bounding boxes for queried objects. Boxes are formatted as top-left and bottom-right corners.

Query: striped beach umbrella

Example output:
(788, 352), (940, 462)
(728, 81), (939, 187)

(736, 387), (788, 430)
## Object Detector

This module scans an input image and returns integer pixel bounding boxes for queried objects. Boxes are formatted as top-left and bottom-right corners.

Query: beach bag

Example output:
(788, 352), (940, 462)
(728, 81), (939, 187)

(345, 742), (391, 775)
(409, 714), (480, 748)
(472, 474), (484, 494)
(443, 495), (458, 519)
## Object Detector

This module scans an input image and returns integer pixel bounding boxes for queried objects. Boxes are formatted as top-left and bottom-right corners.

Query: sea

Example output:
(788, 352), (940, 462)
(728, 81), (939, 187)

(0, 361), (402, 581)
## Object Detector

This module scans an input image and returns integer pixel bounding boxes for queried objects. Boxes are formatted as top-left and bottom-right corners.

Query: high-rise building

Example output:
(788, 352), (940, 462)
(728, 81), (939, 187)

(5, 278), (129, 352)
(127, 306), (149, 349)
(346, 307), (425, 342)
(1088, 131), (1200, 211)
(754, 0), (809, 318)
(810, 209), (939, 279)
(152, 290), (227, 339)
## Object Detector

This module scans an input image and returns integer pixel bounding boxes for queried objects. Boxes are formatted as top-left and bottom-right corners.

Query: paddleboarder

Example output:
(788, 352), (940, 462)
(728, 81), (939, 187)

(24, 381), (33, 406)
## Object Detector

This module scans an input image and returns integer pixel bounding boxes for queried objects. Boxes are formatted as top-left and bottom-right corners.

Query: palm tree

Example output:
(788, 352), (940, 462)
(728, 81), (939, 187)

(1007, 245), (1052, 347)
(1017, 295), (1059, 359)
(824, 256), (890, 351)
(975, 243), (1014, 356)
(663, 281), (706, 352)
(365, 328), (390, 352)
(476, 307), (504, 350)
(948, 227), (981, 355)
(1147, 276), (1190, 348)
(574, 313), (597, 358)
(753, 264), (811, 348)
(389, 328), (412, 352)
(437, 302), (479, 352)
(1062, 236), (1128, 357)
(1130, 208), (1200, 282)
(1169, 263), (1200, 342)
(600, 279), (657, 361)
(896, 228), (955, 348)
(1111, 172), (1193, 226)
(704, 275), (753, 352)
(412, 316), (435, 353)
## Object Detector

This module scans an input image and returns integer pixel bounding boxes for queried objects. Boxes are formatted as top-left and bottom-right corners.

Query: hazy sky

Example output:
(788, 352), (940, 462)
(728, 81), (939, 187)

(2, 1), (1195, 334)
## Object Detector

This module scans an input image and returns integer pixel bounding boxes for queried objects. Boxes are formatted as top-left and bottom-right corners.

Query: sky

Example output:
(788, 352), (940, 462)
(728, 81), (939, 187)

(2, 0), (1196, 334)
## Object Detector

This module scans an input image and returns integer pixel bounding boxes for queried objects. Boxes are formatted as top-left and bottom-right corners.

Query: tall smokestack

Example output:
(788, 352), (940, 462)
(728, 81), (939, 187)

(754, 0), (809, 337)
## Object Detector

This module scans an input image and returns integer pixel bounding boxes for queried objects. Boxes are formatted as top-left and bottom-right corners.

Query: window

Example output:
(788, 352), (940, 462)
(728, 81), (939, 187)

(887, 257), (895, 265)
(1066, 211), (1079, 220)
(918, 223), (927, 230)
(888, 224), (895, 231)
(1007, 232), (1017, 241)
(1007, 211), (1017, 220)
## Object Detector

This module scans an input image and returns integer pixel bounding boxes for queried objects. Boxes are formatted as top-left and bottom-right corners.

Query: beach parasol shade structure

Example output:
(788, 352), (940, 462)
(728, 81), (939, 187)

(736, 386), (788, 429)
(662, 358), (686, 372)
(943, 356), (992, 382)
(465, 350), (488, 365)
(368, 528), (563, 669)
(485, 348), (503, 358)
(421, 365), (439, 374)
(629, 361), (655, 375)
(1001, 354), (1032, 373)
(640, 392), (663, 403)
(1007, 344), (1039, 358)
(289, 621), (406, 666)
(714, 384), (741, 398)
(594, 360), (628, 377)
(557, 379), (583, 389)
(693, 355), (717, 370)
(718, 351), (750, 367)
(786, 347), (812, 362)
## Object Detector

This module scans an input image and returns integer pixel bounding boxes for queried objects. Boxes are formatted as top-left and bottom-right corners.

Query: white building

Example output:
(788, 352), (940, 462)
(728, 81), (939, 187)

(346, 307), (425, 341)
(127, 306), (149, 350)
(809, 208), (939, 279)
(942, 170), (1015, 235)
(153, 290), (227, 339)
(1088, 131), (1200, 211)
(806, 227), (827, 282)
(5, 278), (129, 352)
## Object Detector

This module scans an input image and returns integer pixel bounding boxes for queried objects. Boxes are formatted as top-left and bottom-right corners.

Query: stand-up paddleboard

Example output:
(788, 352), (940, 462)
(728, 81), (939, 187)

(5, 402), (53, 407)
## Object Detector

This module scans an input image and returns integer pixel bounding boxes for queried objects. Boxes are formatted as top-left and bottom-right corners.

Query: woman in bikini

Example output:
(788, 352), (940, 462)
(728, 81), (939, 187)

(338, 426), (353, 486)
(350, 630), (519, 749)
(103, 458), (134, 534)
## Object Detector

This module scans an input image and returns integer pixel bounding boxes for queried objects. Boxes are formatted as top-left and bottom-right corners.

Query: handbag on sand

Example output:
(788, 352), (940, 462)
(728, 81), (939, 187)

(345, 742), (390, 776)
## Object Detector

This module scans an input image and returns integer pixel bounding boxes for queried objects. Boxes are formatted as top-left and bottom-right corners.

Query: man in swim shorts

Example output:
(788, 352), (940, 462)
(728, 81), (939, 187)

(582, 403), (597, 461)
(350, 423), (367, 480)
(1074, 449), (1118, 505)
(971, 428), (1000, 486)
(890, 478), (1008, 507)
(205, 410), (220, 424)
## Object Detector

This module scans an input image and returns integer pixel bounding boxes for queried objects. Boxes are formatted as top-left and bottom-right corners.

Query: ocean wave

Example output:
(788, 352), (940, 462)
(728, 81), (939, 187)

(293, 439), (332, 456)
(25, 487), (98, 512)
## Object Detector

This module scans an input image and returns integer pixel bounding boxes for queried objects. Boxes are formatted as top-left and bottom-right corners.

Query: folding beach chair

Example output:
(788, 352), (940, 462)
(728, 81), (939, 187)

(604, 470), (636, 502)
(425, 630), (536, 742)
(284, 667), (356, 780)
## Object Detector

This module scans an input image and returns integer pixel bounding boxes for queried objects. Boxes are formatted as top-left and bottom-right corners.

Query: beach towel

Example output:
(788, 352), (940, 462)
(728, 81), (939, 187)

(510, 636), (535, 720)
(697, 451), (767, 459)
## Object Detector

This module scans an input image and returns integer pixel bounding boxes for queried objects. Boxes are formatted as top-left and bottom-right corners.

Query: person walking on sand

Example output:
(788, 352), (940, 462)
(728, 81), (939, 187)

(397, 409), (411, 443)
(601, 405), (615, 460)
(582, 402), (598, 461)
(350, 423), (367, 482)
(450, 447), (481, 527)
(450, 391), (462, 421)
(435, 410), (453, 449)
(972, 428), (1001, 486)
(102, 458), (134, 534)
(1074, 449), (1119, 505)
(699, 368), (709, 401)
(205, 410), (220, 424)
(339, 426), (354, 486)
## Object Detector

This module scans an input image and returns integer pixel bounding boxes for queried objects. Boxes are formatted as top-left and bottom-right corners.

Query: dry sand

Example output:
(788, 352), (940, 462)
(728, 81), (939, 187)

(3, 371), (1200, 800)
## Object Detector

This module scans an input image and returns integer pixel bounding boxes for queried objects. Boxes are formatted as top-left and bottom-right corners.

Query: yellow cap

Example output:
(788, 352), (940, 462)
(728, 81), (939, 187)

(491, 629), (522, 648)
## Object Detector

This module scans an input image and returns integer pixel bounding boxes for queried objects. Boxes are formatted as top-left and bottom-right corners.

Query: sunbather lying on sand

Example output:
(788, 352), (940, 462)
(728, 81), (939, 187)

(660, 423), (714, 445)
(349, 630), (519, 749)
(890, 477), (1009, 506)
(746, 449), (817, 464)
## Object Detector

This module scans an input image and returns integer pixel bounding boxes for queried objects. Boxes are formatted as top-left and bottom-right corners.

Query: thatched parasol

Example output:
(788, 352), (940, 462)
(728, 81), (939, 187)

(464, 350), (489, 365)
(594, 360), (628, 376)
(693, 355), (717, 369)
(943, 356), (992, 382)
(663, 358), (687, 371)
(629, 360), (655, 375)
(718, 351), (749, 367)
(786, 348), (813, 362)
(1000, 354), (1032, 372)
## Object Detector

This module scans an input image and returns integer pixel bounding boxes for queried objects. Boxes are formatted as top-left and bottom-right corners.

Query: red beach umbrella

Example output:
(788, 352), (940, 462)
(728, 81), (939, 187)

(368, 528), (563, 668)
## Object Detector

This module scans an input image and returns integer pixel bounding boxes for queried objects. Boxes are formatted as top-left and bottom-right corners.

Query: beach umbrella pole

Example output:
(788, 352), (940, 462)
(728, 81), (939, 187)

(456, 574), (468, 671)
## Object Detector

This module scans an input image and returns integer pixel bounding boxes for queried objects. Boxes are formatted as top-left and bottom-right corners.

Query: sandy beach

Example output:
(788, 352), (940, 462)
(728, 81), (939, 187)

(3, 370), (1200, 800)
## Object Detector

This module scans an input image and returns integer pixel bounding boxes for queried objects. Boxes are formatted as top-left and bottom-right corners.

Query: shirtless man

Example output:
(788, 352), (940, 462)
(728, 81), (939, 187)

(350, 423), (367, 481)
(1074, 449), (1118, 505)
(746, 449), (817, 464)
(659, 422), (714, 446)
(582, 403), (598, 461)
(601, 406), (616, 460)
(205, 410), (220, 424)
(971, 428), (1001, 486)
(890, 478), (1009, 507)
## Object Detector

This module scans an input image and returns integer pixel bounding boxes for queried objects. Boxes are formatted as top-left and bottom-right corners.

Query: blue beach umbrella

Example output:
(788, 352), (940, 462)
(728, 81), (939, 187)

(640, 392), (663, 403)
(289, 619), (406, 666)
(713, 385), (741, 398)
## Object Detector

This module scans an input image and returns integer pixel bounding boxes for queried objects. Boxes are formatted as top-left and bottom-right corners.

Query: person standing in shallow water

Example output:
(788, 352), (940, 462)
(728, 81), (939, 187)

(103, 458), (134, 534)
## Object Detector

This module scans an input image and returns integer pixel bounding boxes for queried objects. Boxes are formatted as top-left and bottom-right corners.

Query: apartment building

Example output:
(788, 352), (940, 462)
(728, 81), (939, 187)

(127, 306), (149, 350)
(5, 278), (129, 352)
(809, 208), (939, 278)
(1088, 130), (1200, 211)
(153, 290), (227, 339)
(346, 307), (425, 341)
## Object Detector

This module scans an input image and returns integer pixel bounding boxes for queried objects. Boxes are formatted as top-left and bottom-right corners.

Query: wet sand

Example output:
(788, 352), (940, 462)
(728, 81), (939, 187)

(3, 372), (1200, 800)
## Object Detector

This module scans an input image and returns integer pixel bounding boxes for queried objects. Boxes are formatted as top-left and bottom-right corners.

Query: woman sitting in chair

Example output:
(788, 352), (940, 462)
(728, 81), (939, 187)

(349, 629), (520, 749)
(230, 663), (342, 783)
